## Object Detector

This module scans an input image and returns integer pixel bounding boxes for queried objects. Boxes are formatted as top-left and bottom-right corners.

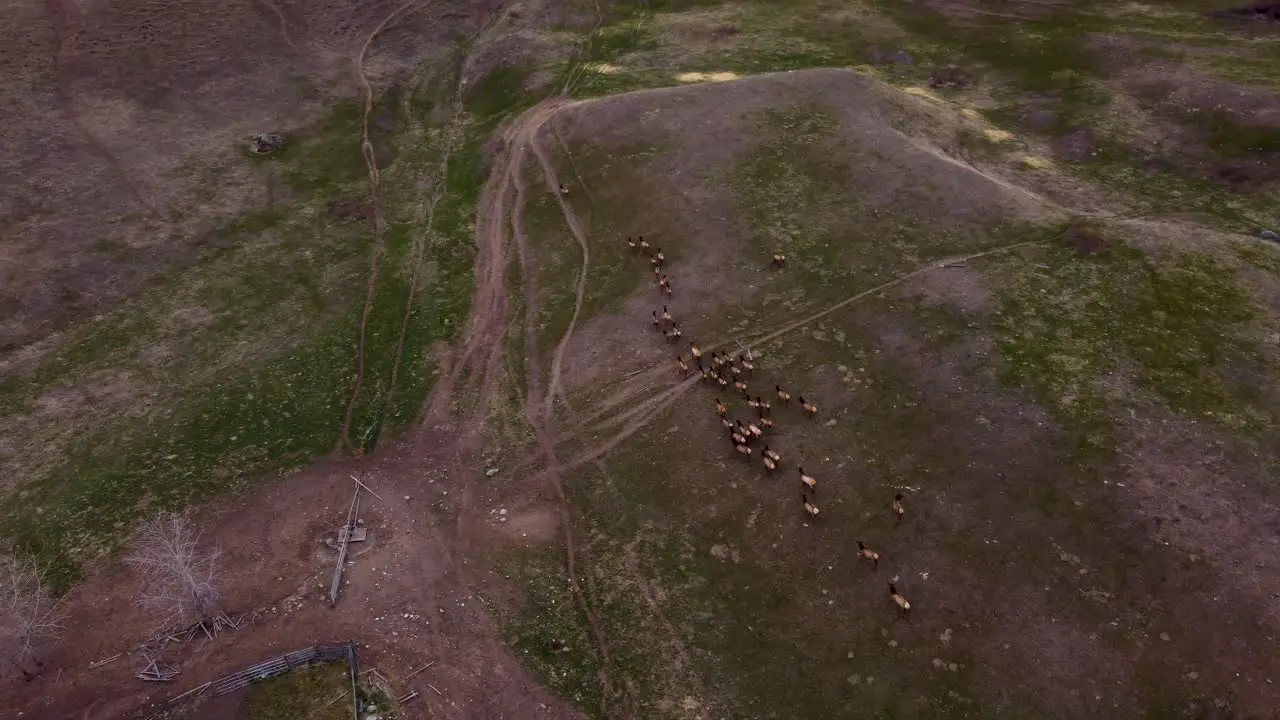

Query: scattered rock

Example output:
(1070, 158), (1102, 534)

(940, 628), (953, 643)
(249, 133), (284, 155)
(499, 508), (508, 515)
(929, 65), (972, 89)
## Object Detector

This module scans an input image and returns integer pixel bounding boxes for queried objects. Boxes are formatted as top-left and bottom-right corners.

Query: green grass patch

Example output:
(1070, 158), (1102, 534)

(1237, 242), (1280, 275)
(992, 235), (1272, 457)
(246, 663), (353, 720)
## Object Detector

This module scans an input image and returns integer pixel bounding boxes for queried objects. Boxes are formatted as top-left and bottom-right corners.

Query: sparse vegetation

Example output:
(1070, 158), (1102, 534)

(245, 663), (353, 720)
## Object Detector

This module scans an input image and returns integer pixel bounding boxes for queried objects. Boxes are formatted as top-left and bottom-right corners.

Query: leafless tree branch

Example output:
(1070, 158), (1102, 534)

(127, 512), (221, 634)
(0, 553), (67, 679)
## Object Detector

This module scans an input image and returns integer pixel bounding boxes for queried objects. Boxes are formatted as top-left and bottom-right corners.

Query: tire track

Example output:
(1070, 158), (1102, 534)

(384, 69), (470, 420)
(530, 128), (592, 419)
(505, 111), (628, 717)
(338, 0), (425, 454)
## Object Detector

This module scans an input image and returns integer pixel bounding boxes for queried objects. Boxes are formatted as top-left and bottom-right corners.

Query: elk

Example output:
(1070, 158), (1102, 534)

(889, 583), (911, 612)
(857, 541), (880, 569)
(776, 385), (791, 404)
(893, 493), (906, 521)
(801, 493), (819, 518)
(772, 253), (786, 266)
(798, 467), (817, 493)
(799, 396), (818, 417)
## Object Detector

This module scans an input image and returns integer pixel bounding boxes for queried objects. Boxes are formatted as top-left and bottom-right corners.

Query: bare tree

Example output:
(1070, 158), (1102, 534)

(0, 553), (66, 680)
(128, 512), (221, 635)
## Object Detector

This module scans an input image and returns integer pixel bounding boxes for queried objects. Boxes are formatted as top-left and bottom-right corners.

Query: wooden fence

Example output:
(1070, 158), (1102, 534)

(139, 642), (358, 719)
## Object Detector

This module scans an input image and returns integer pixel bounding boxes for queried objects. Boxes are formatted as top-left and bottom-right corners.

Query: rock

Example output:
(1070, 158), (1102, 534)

(1160, 632), (1171, 641)
(1261, 229), (1279, 241)
(367, 706), (377, 713)
(499, 508), (508, 515)
(249, 133), (284, 155)
(486, 468), (500, 477)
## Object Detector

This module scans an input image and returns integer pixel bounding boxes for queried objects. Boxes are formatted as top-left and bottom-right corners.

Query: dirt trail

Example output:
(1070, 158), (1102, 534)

(338, 0), (423, 453)
(530, 130), (593, 418)
(498, 102), (630, 717)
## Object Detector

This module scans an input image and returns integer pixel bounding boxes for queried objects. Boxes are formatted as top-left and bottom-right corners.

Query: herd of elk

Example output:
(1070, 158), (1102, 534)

(625, 233), (913, 614)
